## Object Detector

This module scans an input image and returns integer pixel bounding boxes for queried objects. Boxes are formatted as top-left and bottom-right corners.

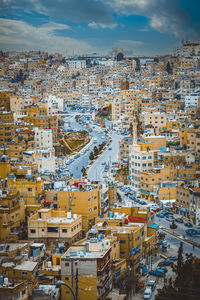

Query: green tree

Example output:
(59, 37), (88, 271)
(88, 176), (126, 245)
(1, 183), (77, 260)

(89, 151), (94, 160)
(93, 146), (99, 156)
(81, 166), (86, 176)
(156, 243), (200, 300)
(170, 220), (177, 234)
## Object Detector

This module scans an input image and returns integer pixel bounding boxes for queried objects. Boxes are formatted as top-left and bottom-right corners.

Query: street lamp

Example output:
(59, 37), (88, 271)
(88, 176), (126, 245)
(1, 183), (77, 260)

(57, 280), (77, 300)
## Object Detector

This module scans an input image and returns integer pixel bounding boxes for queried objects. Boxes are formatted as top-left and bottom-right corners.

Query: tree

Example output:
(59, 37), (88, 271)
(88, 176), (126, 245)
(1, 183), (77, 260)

(170, 220), (177, 234)
(156, 243), (200, 300)
(89, 151), (94, 160)
(166, 61), (173, 74)
(93, 146), (99, 156)
(81, 166), (86, 176)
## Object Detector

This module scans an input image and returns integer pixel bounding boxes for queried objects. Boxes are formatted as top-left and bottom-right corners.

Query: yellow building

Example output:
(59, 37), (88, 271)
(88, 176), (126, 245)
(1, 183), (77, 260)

(61, 241), (112, 300)
(0, 190), (25, 241)
(23, 106), (58, 144)
(7, 174), (44, 205)
(28, 209), (82, 247)
(140, 167), (177, 201)
(55, 184), (100, 234)
(0, 280), (29, 300)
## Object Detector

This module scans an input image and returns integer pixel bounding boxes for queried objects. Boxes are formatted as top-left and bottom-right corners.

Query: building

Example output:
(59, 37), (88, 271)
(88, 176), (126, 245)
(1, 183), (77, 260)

(129, 117), (155, 193)
(23, 148), (56, 174)
(61, 240), (112, 300)
(0, 190), (25, 241)
(34, 128), (53, 149)
(28, 209), (82, 247)
(185, 93), (200, 108)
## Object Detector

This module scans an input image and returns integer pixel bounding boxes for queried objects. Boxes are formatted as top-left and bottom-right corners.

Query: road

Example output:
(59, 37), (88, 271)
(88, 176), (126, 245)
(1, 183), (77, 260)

(154, 215), (200, 246)
(87, 132), (122, 182)
(62, 114), (110, 179)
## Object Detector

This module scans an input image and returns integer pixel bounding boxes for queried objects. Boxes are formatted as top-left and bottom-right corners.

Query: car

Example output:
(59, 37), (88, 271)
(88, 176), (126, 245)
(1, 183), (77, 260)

(185, 229), (197, 236)
(147, 280), (156, 290)
(158, 258), (174, 267)
(149, 268), (167, 277)
(175, 218), (183, 223)
(167, 256), (178, 261)
(166, 217), (174, 222)
(185, 222), (193, 227)
(143, 287), (152, 299)
(157, 213), (165, 218)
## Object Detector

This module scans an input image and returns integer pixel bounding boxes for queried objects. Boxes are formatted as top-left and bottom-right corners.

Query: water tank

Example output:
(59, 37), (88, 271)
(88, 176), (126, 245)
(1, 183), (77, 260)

(67, 211), (71, 219)
(108, 211), (113, 218)
(48, 261), (52, 268)
(73, 214), (77, 219)
(4, 278), (8, 286)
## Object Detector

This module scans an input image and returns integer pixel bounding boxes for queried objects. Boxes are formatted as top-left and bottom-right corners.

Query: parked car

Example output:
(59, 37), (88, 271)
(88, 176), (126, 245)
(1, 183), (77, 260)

(175, 218), (183, 223)
(167, 256), (178, 261)
(158, 258), (174, 267)
(147, 280), (156, 290)
(149, 268), (167, 277)
(185, 229), (197, 237)
(185, 228), (200, 236)
(185, 222), (193, 227)
(143, 287), (152, 299)
(157, 213), (164, 218)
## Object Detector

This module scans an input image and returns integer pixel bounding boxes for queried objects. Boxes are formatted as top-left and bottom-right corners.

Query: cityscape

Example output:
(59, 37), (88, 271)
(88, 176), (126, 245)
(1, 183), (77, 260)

(0, 1), (200, 300)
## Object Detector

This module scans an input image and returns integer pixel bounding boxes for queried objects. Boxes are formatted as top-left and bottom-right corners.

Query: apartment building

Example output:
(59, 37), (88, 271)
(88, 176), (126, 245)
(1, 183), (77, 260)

(34, 128), (53, 149)
(61, 240), (112, 300)
(129, 118), (155, 193)
(28, 209), (82, 247)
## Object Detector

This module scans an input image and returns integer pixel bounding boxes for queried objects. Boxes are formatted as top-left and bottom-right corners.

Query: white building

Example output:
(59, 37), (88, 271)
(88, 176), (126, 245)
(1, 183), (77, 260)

(66, 59), (86, 69)
(34, 128), (53, 149)
(44, 94), (64, 115)
(185, 93), (200, 108)
(129, 117), (154, 193)
(23, 148), (56, 174)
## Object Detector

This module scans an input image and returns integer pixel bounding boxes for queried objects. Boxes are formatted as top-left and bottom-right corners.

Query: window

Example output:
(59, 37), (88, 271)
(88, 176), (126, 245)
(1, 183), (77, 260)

(148, 163), (152, 167)
(47, 227), (58, 233)
(120, 240), (126, 244)
(22, 289), (26, 296)
(22, 271), (28, 276)
(62, 229), (68, 233)
(65, 263), (69, 267)
(28, 188), (32, 191)
(30, 229), (36, 234)
(89, 208), (92, 212)
(142, 163), (146, 167)
(88, 198), (91, 202)
(94, 206), (97, 210)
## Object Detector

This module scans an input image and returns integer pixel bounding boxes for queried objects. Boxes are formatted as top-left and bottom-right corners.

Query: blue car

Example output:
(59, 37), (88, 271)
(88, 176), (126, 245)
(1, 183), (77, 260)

(186, 229), (197, 236)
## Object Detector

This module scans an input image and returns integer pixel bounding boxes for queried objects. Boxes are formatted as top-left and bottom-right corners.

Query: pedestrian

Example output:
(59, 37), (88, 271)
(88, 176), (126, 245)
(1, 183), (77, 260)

(193, 245), (195, 250)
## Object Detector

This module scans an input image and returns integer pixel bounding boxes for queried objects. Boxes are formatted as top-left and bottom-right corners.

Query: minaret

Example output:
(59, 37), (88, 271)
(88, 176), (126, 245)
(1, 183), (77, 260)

(132, 112), (137, 146)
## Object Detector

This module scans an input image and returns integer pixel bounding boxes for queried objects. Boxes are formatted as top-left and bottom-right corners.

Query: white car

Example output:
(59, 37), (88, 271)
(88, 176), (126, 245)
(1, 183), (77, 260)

(144, 287), (152, 299)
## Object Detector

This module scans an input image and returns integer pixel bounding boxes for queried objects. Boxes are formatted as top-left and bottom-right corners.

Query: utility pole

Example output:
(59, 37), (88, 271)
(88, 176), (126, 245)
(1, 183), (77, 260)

(75, 267), (78, 300)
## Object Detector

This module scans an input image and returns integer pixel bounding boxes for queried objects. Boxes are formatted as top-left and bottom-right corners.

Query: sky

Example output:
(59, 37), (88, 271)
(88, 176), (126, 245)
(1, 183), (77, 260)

(0, 0), (199, 56)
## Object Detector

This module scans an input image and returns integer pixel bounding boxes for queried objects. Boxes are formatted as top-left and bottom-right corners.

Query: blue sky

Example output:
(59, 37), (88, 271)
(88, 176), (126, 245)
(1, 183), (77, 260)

(0, 0), (199, 55)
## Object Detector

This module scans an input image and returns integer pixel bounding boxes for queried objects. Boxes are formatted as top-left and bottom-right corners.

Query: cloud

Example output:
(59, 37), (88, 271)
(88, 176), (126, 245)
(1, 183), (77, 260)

(88, 21), (117, 30)
(109, 0), (198, 40)
(0, 18), (93, 53)
(0, 0), (115, 26)
(117, 40), (144, 49)
(0, 0), (199, 51)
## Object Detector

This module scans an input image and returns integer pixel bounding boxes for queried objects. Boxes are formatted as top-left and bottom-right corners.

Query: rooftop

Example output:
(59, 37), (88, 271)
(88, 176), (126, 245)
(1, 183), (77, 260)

(14, 261), (38, 272)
